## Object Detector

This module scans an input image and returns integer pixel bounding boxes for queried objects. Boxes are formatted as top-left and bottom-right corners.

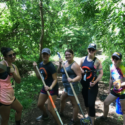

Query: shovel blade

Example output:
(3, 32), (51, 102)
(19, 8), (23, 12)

(80, 117), (91, 125)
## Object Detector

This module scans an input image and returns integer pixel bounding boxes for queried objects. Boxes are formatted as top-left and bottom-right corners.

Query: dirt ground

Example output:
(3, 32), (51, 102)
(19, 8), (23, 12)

(15, 74), (122, 125)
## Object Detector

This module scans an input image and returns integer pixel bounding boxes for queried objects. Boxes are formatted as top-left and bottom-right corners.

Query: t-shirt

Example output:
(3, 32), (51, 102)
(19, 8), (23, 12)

(39, 62), (58, 90)
(110, 64), (123, 83)
(110, 64), (125, 95)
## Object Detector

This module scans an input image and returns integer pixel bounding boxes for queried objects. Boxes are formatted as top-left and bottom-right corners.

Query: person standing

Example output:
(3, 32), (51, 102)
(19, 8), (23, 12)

(33, 48), (62, 125)
(80, 43), (103, 125)
(58, 49), (82, 125)
(100, 52), (125, 125)
(0, 47), (23, 125)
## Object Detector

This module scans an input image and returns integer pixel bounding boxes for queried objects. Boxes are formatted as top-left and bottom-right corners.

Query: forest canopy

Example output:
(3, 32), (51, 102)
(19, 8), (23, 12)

(0, 0), (125, 60)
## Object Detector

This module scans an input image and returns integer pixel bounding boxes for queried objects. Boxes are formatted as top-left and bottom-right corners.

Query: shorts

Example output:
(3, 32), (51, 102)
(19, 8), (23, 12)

(41, 88), (58, 96)
(111, 90), (125, 100)
(64, 84), (80, 96)
(0, 98), (16, 106)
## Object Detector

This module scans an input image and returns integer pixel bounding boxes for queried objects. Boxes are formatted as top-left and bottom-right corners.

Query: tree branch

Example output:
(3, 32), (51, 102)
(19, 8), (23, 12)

(0, 6), (6, 16)
(39, 0), (44, 61)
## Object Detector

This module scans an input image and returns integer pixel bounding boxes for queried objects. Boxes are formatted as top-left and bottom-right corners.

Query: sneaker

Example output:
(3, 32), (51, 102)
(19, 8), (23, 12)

(36, 115), (49, 121)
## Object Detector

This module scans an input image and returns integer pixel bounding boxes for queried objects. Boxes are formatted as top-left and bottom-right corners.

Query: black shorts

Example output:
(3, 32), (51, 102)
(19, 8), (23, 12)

(111, 90), (125, 100)
(0, 98), (16, 106)
(41, 88), (58, 96)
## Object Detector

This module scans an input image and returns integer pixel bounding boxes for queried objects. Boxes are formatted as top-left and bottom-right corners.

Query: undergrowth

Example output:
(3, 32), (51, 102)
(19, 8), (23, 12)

(9, 75), (43, 123)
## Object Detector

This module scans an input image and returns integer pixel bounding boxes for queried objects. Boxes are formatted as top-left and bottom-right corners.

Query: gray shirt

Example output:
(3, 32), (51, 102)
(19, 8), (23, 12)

(60, 62), (78, 86)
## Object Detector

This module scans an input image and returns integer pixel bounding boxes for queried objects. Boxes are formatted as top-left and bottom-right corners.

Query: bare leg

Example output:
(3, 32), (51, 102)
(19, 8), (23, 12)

(48, 95), (61, 125)
(69, 96), (78, 121)
(11, 99), (23, 122)
(86, 107), (89, 115)
(60, 91), (68, 113)
(120, 99), (125, 125)
(103, 94), (117, 117)
(0, 105), (11, 125)
(90, 117), (94, 125)
(37, 93), (48, 116)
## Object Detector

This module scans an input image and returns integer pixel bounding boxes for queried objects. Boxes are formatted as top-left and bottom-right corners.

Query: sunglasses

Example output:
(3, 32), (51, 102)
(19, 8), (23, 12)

(88, 48), (95, 52)
(65, 54), (71, 57)
(112, 56), (119, 61)
(7, 53), (16, 58)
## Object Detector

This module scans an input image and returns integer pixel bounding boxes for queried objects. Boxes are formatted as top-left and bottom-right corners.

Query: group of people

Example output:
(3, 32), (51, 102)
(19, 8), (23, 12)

(0, 43), (125, 125)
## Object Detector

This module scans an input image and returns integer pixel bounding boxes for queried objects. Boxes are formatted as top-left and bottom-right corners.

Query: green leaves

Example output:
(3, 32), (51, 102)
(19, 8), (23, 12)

(0, 0), (125, 60)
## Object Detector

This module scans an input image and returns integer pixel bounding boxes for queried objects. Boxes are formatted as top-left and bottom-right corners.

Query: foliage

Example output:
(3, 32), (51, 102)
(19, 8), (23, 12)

(101, 57), (112, 83)
(0, 0), (125, 58)
(9, 75), (43, 122)
(1, 0), (125, 84)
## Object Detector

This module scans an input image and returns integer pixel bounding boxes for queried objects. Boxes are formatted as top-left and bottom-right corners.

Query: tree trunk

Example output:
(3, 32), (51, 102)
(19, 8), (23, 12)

(39, 0), (44, 61)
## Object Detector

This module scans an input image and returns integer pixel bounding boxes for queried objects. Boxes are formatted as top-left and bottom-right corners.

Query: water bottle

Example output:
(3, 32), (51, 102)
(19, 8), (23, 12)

(116, 97), (123, 115)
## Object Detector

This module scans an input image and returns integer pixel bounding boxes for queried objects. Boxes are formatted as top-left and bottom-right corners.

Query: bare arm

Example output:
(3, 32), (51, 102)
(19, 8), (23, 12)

(79, 57), (85, 74)
(121, 82), (125, 87)
(12, 65), (21, 83)
(0, 61), (6, 72)
(90, 59), (103, 87)
(33, 62), (40, 79)
(45, 73), (58, 91)
(50, 73), (58, 89)
(121, 78), (125, 87)
(0, 61), (21, 83)
(93, 59), (103, 84)
(68, 62), (82, 83)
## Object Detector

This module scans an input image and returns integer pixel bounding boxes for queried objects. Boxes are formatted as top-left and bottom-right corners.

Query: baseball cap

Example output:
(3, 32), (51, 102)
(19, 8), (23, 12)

(41, 48), (51, 55)
(112, 52), (122, 59)
(88, 43), (96, 50)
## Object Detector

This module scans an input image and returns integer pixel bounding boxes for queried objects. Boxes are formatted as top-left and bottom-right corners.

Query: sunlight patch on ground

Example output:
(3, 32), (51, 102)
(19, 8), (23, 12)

(66, 101), (71, 105)
(59, 89), (64, 94)
(78, 113), (88, 119)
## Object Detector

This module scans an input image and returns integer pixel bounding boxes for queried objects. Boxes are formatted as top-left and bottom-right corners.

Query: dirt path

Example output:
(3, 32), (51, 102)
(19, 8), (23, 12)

(19, 74), (122, 125)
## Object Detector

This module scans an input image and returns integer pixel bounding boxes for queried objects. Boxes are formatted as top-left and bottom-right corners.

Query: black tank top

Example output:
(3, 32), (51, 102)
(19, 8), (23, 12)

(81, 56), (97, 87)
